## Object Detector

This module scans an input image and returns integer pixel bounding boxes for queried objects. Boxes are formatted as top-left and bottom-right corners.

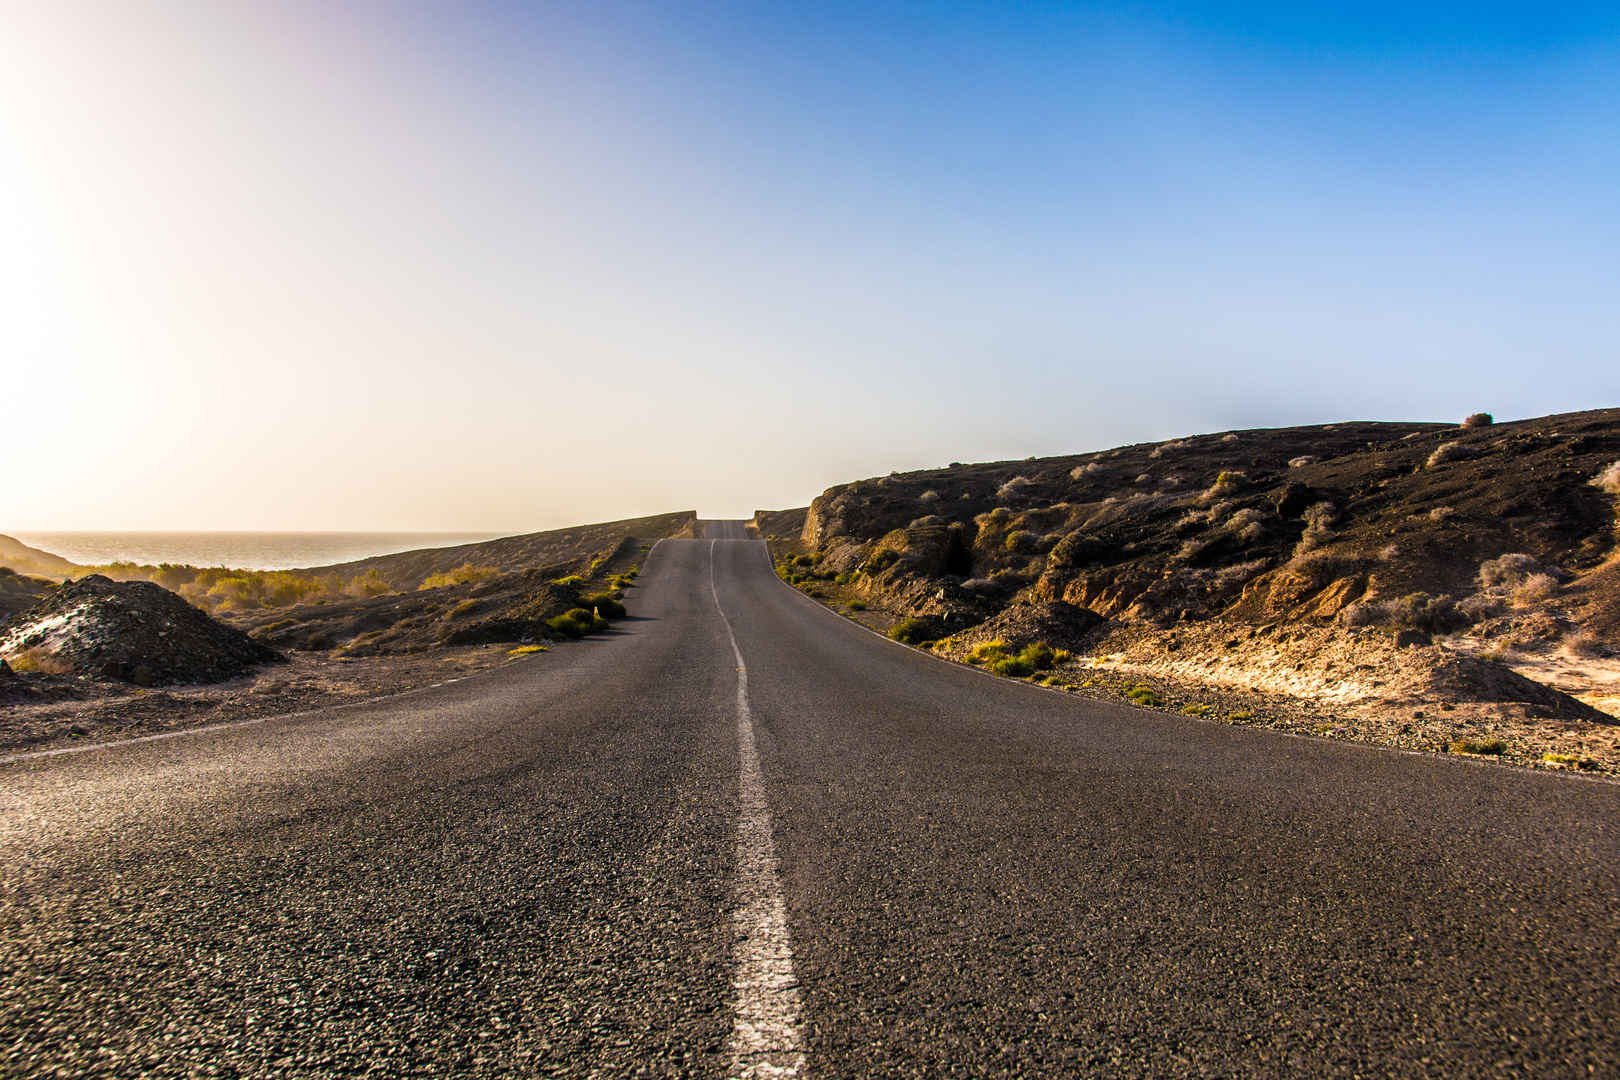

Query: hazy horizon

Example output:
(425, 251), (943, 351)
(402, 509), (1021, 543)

(4, 3), (1616, 530)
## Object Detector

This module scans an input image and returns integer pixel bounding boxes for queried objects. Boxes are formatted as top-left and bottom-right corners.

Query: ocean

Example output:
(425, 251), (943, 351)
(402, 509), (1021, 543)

(7, 532), (507, 572)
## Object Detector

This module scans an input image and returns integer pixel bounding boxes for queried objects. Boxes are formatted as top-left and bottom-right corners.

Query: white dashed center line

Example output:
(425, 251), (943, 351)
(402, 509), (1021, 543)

(710, 540), (805, 1079)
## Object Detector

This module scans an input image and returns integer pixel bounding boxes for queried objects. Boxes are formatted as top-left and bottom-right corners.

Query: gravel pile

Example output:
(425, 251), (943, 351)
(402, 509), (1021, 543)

(0, 575), (283, 686)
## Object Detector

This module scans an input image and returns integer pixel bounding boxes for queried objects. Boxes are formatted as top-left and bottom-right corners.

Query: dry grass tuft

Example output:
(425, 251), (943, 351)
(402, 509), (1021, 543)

(1427, 441), (1475, 467)
(420, 564), (500, 590)
(1461, 412), (1493, 428)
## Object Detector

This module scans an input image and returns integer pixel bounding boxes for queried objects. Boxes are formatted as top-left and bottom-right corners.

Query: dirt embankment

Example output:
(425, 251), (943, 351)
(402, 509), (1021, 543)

(293, 512), (696, 591)
(0, 534), (659, 754)
(775, 409), (1620, 773)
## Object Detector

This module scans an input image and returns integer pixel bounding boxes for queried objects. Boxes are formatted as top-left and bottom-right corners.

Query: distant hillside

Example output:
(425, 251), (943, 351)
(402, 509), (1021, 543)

(0, 534), (79, 578)
(302, 511), (698, 590)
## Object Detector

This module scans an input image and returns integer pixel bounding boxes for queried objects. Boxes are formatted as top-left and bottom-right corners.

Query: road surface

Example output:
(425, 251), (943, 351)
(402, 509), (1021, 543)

(2, 532), (1616, 1077)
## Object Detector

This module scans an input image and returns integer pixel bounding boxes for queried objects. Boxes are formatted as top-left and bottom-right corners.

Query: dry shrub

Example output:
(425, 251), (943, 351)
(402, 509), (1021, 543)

(1134, 473), (1154, 485)
(1512, 573), (1560, 604)
(1591, 460), (1620, 495)
(1340, 600), (1391, 628)
(919, 490), (941, 503)
(1213, 559), (1267, 592)
(1293, 501), (1339, 556)
(1461, 412), (1493, 428)
(1458, 593), (1504, 621)
(996, 476), (1033, 501)
(1427, 441), (1475, 467)
(1284, 550), (1356, 590)
(1149, 440), (1192, 458)
(1221, 433), (1239, 442)
(1379, 543), (1401, 561)
(908, 515), (943, 527)
(1205, 471), (1248, 498)
(1175, 539), (1209, 562)
(1478, 553), (1552, 589)
(1429, 506), (1457, 522)
(6, 647), (74, 674)
(1225, 508), (1265, 532)
(1071, 462), (1105, 480)
(1388, 592), (1468, 633)
(1288, 455), (1317, 468)
(1566, 631), (1608, 658)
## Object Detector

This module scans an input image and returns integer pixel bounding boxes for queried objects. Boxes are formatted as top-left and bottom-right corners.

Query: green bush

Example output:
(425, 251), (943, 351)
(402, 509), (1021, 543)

(792, 555), (815, 567)
(1021, 643), (1056, 671)
(547, 607), (606, 639)
(1126, 685), (1161, 708)
(447, 599), (479, 619)
(968, 640), (1010, 665)
(970, 639), (1057, 676)
(847, 599), (866, 611)
(888, 617), (935, 645)
(862, 549), (900, 574)
(579, 593), (627, 618)
(547, 614), (586, 639)
(1452, 739), (1507, 756)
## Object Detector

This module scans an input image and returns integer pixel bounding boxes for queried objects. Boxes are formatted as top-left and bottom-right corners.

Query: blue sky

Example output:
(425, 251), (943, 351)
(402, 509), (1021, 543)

(1, 2), (1616, 528)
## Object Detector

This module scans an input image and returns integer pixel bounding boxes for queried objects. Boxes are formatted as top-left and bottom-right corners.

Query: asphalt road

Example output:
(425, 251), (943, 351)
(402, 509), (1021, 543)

(2, 534), (1617, 1077)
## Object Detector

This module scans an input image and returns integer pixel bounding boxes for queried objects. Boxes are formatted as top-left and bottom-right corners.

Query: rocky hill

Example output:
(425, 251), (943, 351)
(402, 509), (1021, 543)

(0, 575), (283, 686)
(774, 409), (1620, 769)
(0, 534), (77, 579)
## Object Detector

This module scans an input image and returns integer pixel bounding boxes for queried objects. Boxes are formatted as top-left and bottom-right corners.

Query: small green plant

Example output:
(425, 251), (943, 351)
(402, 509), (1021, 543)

(888, 617), (936, 645)
(990, 656), (1036, 677)
(446, 599), (479, 619)
(508, 645), (548, 655)
(6, 647), (72, 674)
(1052, 649), (1072, 664)
(1125, 684), (1160, 708)
(1179, 703), (1213, 717)
(1452, 739), (1507, 756)
(862, 549), (900, 574)
(1021, 643), (1056, 670)
(968, 640), (1009, 664)
(552, 574), (587, 586)
(792, 554), (815, 567)
(847, 599), (866, 611)
(1228, 709), (1253, 721)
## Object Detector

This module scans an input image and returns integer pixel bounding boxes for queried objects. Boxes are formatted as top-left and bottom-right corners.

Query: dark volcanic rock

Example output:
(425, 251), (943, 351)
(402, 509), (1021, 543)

(0, 575), (284, 686)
